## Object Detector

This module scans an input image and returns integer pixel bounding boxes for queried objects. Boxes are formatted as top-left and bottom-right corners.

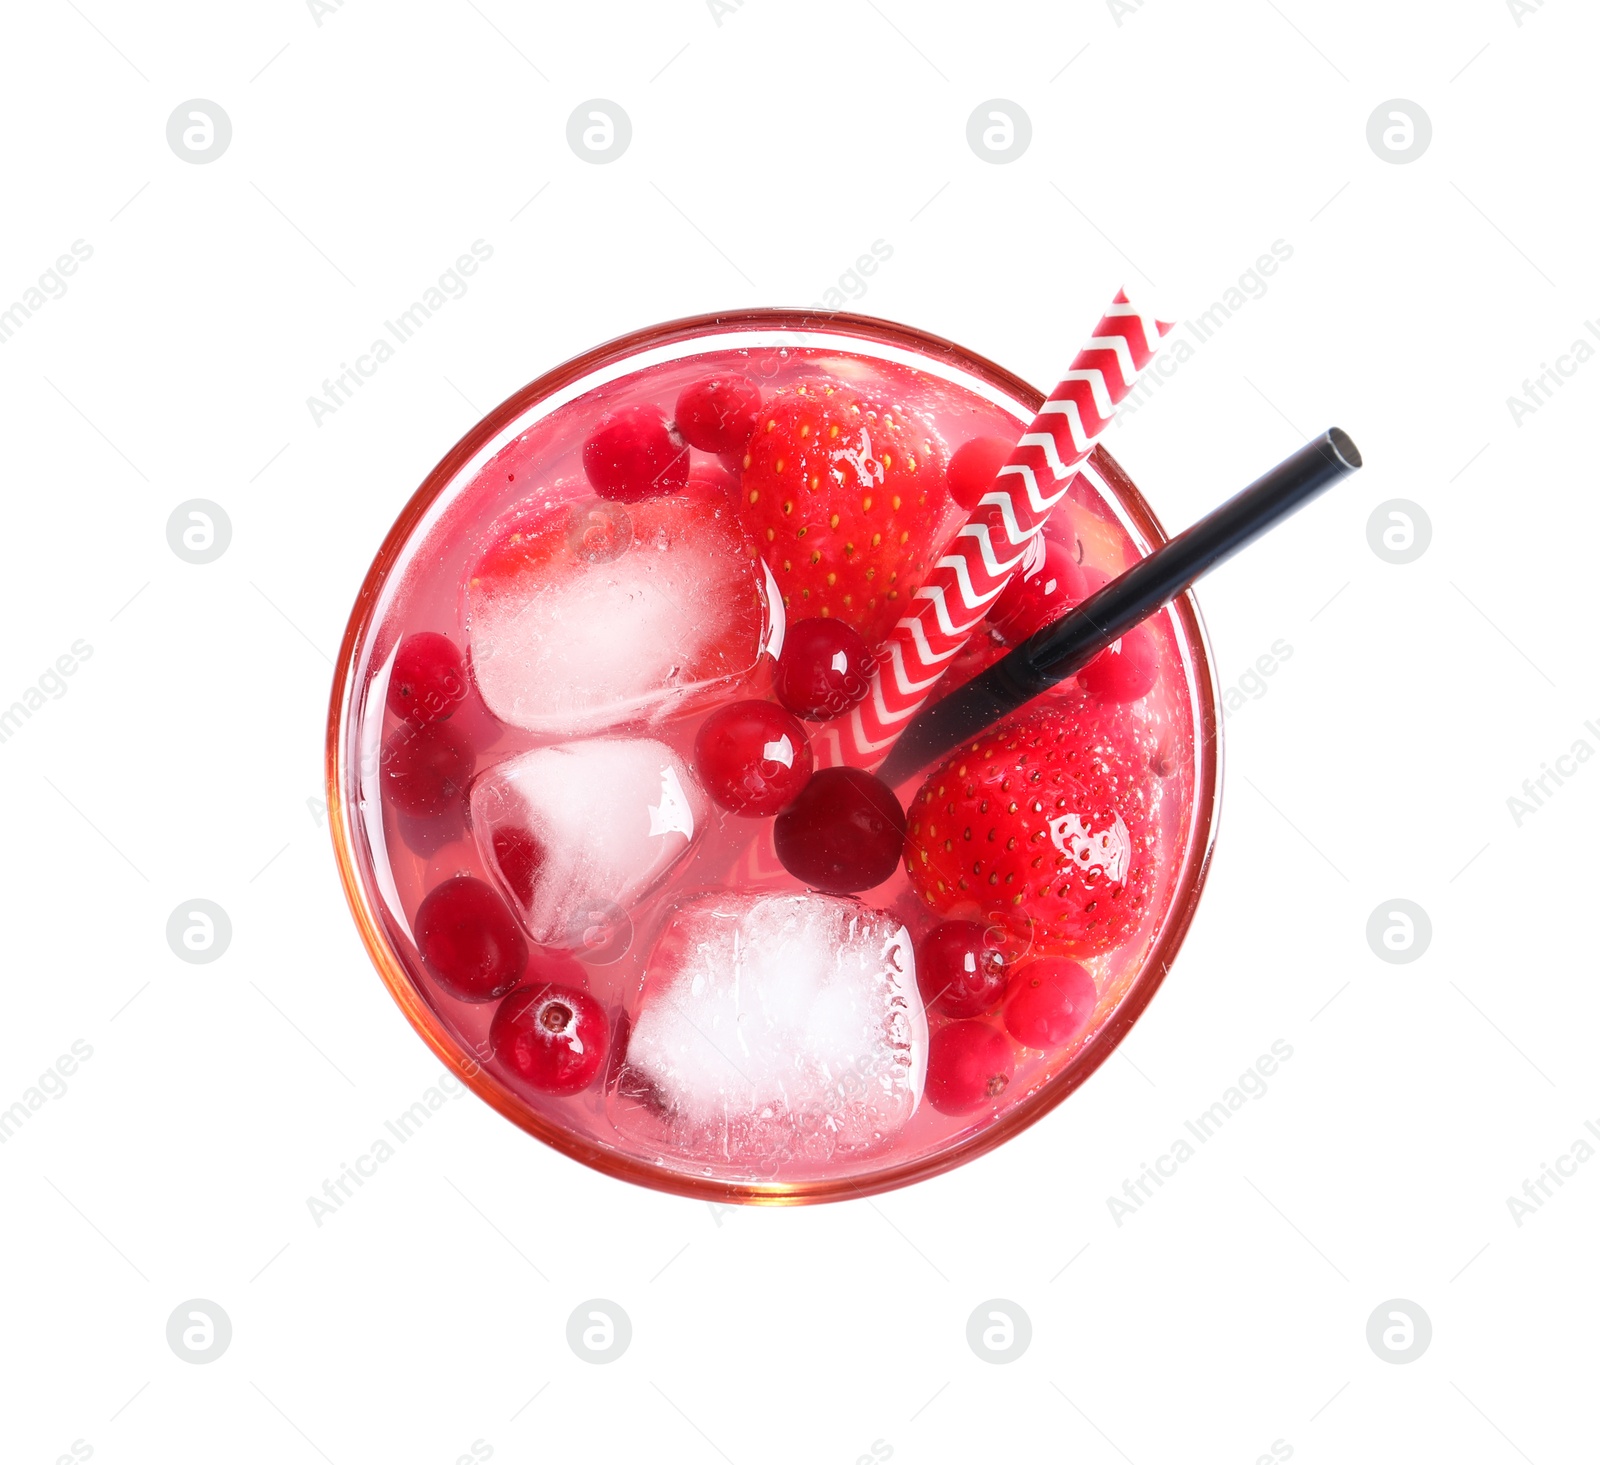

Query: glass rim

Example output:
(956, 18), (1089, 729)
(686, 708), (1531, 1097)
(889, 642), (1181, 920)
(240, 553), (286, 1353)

(325, 306), (1224, 1205)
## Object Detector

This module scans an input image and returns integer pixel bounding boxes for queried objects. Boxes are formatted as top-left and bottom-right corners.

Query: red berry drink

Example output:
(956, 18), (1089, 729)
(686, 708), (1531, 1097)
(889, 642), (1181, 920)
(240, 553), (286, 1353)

(330, 314), (1218, 1200)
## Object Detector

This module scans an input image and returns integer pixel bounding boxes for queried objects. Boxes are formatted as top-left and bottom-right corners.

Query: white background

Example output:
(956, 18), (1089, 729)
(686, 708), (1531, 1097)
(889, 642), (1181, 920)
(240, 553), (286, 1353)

(1, 1), (1595, 1461)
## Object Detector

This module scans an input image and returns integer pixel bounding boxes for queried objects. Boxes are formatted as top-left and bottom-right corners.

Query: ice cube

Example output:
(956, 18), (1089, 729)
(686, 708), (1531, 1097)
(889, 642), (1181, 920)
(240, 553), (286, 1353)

(470, 738), (707, 948)
(467, 483), (777, 737)
(613, 892), (927, 1166)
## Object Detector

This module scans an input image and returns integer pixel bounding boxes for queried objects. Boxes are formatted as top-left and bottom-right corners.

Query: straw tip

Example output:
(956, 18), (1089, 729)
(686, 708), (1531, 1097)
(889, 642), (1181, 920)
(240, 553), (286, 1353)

(1109, 289), (1175, 353)
(1326, 427), (1362, 470)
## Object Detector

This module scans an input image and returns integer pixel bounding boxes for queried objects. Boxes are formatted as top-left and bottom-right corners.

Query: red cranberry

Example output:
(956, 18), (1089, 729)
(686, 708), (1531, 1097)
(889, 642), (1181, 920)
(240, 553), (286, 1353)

(1003, 958), (1098, 1049)
(925, 1021), (1014, 1115)
(694, 699), (813, 817)
(775, 618), (876, 721)
(990, 538), (1089, 645)
(773, 767), (905, 893)
(382, 720), (473, 817)
(582, 406), (688, 502)
(490, 826), (546, 906)
(386, 632), (468, 725)
(414, 875), (528, 1002)
(674, 376), (762, 455)
(1078, 623), (1159, 702)
(917, 921), (1009, 1018)
(947, 435), (1013, 511)
(491, 982), (608, 1095)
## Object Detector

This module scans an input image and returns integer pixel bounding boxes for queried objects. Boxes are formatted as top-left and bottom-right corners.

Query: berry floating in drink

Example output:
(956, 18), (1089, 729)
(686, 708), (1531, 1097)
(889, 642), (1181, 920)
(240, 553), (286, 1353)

(694, 699), (813, 816)
(774, 617), (876, 721)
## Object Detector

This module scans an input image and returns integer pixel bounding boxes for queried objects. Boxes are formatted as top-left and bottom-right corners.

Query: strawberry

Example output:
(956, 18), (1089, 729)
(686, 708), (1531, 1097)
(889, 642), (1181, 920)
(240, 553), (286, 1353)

(903, 691), (1163, 957)
(737, 380), (950, 651)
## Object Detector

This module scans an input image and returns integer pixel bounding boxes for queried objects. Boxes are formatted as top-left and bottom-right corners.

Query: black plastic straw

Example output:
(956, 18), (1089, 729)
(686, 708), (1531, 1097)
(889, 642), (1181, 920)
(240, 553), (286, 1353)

(878, 428), (1363, 786)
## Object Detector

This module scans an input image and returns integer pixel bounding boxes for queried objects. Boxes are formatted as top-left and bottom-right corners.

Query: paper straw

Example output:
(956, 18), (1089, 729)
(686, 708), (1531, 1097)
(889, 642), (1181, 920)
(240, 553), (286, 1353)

(815, 290), (1173, 770)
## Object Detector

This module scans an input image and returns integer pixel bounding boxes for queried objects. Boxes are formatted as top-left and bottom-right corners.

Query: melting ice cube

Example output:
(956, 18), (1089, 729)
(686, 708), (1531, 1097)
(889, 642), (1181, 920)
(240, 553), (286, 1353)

(613, 892), (927, 1166)
(467, 485), (773, 737)
(470, 738), (707, 948)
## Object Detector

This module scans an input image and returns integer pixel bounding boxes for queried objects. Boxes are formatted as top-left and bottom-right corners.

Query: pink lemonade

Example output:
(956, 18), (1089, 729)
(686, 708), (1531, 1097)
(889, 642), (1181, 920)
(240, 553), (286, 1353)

(332, 315), (1217, 1200)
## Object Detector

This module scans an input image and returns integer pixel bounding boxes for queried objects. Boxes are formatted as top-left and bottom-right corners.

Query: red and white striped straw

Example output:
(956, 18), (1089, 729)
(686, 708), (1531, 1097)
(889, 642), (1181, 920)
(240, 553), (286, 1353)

(816, 290), (1173, 770)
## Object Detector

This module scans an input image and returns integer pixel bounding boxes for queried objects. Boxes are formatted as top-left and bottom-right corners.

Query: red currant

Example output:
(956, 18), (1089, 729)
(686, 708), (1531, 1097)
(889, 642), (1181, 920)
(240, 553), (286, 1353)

(675, 376), (762, 456)
(1003, 958), (1098, 1048)
(491, 982), (608, 1095)
(925, 1021), (1014, 1115)
(490, 825), (546, 906)
(1078, 623), (1159, 702)
(414, 875), (528, 1002)
(386, 632), (468, 725)
(947, 435), (1013, 511)
(990, 537), (1088, 645)
(916, 921), (1009, 1018)
(773, 768), (905, 893)
(582, 405), (688, 502)
(382, 720), (473, 817)
(694, 699), (814, 817)
(775, 618), (876, 721)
